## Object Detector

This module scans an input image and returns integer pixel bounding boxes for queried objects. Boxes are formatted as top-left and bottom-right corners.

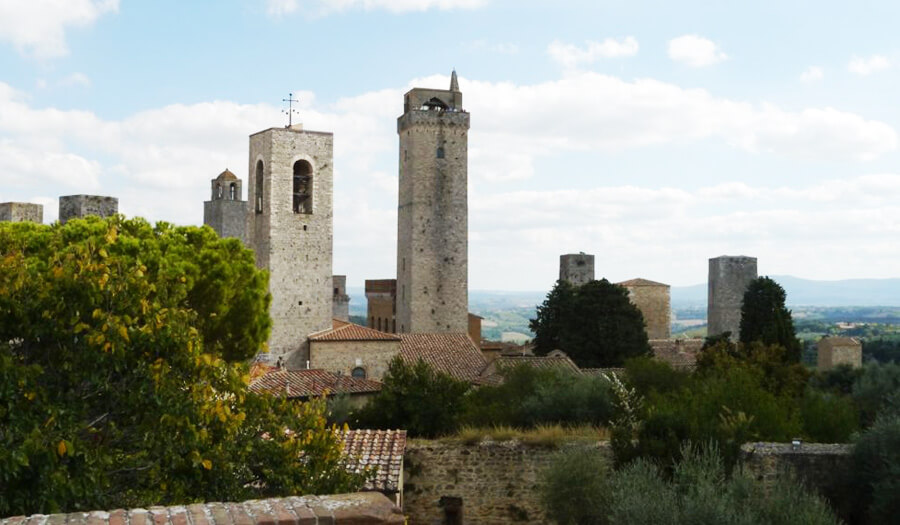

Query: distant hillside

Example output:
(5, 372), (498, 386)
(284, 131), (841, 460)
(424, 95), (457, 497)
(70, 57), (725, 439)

(672, 276), (900, 308)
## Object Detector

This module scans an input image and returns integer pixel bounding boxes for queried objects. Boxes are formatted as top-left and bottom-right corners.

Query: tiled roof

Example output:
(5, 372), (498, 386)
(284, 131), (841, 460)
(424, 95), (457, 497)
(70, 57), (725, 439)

(400, 333), (487, 383)
(819, 336), (861, 346)
(649, 338), (703, 369)
(215, 169), (239, 181)
(309, 319), (401, 342)
(340, 429), (407, 493)
(618, 277), (669, 287)
(478, 354), (583, 385)
(249, 368), (382, 398)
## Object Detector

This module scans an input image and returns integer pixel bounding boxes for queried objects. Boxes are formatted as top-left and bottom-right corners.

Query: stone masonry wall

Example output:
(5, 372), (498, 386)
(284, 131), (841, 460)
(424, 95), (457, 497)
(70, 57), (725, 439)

(203, 200), (248, 244)
(404, 440), (609, 525)
(0, 493), (404, 525)
(58, 195), (118, 225)
(332, 275), (350, 322)
(0, 202), (43, 223)
(309, 339), (400, 381)
(247, 127), (334, 367)
(707, 255), (757, 340)
(396, 97), (469, 335)
(559, 253), (595, 286)
(622, 282), (670, 339)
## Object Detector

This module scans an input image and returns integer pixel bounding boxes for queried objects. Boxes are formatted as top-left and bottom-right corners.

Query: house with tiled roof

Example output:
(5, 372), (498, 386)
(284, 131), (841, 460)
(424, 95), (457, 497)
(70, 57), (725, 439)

(477, 353), (582, 385)
(249, 367), (382, 408)
(399, 333), (488, 383)
(340, 429), (407, 507)
(308, 319), (402, 381)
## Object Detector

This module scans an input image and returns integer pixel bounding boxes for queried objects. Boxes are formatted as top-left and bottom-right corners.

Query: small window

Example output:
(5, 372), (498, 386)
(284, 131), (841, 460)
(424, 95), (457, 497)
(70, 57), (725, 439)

(392, 319), (396, 333)
(255, 160), (264, 213)
(351, 367), (366, 378)
(334, 287), (339, 296)
(436, 147), (445, 159)
(377, 318), (382, 331)
(229, 183), (237, 201)
(216, 183), (223, 199)
(293, 160), (313, 214)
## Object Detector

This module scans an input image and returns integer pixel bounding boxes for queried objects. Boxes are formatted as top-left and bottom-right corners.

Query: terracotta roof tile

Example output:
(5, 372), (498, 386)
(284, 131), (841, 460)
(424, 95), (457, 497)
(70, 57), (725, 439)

(340, 429), (407, 493)
(249, 368), (382, 398)
(309, 319), (401, 342)
(618, 277), (669, 287)
(215, 169), (239, 181)
(400, 333), (487, 383)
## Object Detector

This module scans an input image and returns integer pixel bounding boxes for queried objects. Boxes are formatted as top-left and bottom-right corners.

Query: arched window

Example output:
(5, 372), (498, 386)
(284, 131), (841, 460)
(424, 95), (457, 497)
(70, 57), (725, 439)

(255, 160), (264, 213)
(293, 160), (313, 214)
(216, 183), (223, 199)
(377, 318), (382, 331)
(229, 183), (237, 201)
(392, 319), (396, 333)
(351, 367), (367, 379)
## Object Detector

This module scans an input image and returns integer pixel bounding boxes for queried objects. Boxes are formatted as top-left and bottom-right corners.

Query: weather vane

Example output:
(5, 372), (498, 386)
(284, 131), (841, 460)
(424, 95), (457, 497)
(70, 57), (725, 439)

(282, 93), (300, 127)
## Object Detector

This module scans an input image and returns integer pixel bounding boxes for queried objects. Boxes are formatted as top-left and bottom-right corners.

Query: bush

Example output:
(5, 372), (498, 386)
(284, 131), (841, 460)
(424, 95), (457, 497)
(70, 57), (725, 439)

(623, 356), (689, 397)
(809, 364), (863, 395)
(800, 388), (858, 443)
(540, 446), (611, 525)
(851, 415), (900, 524)
(852, 362), (900, 426)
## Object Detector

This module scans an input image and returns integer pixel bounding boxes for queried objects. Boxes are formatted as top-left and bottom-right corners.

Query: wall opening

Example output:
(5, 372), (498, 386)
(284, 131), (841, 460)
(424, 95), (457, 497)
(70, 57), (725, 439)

(351, 367), (367, 378)
(229, 183), (237, 201)
(255, 160), (264, 213)
(216, 183), (223, 199)
(293, 160), (313, 214)
(436, 146), (445, 159)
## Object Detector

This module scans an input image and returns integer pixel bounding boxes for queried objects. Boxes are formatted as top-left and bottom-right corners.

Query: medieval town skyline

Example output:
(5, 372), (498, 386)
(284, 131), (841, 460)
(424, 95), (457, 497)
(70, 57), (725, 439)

(2, 1), (900, 290)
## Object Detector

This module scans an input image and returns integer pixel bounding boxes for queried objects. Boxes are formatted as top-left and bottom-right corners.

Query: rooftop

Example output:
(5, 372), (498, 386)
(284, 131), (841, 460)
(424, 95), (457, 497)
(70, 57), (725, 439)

(249, 368), (382, 398)
(400, 333), (487, 383)
(341, 429), (407, 493)
(309, 319), (401, 342)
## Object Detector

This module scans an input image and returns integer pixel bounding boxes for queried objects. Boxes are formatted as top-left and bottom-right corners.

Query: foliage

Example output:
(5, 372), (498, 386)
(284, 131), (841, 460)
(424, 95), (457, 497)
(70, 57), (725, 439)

(0, 217), (362, 516)
(799, 388), (858, 443)
(809, 364), (864, 396)
(622, 356), (689, 397)
(852, 362), (900, 427)
(530, 279), (651, 367)
(354, 356), (470, 438)
(863, 337), (900, 364)
(850, 415), (900, 524)
(696, 340), (810, 399)
(540, 446), (611, 525)
(451, 424), (605, 447)
(739, 277), (802, 363)
(461, 364), (615, 429)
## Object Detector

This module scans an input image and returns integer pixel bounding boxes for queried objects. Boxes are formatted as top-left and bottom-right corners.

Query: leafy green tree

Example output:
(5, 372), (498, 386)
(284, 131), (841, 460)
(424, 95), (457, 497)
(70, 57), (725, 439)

(739, 277), (802, 363)
(849, 415), (900, 524)
(354, 356), (470, 438)
(0, 217), (362, 516)
(531, 279), (650, 367)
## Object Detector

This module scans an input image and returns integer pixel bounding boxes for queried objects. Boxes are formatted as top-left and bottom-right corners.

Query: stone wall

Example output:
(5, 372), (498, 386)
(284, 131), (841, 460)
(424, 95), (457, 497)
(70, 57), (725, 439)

(58, 195), (118, 225)
(707, 255), (757, 340)
(404, 440), (608, 524)
(0, 493), (404, 525)
(365, 279), (397, 333)
(817, 337), (862, 371)
(309, 339), (400, 381)
(204, 199), (248, 244)
(559, 253), (594, 286)
(620, 279), (670, 339)
(0, 202), (43, 223)
(332, 275), (350, 322)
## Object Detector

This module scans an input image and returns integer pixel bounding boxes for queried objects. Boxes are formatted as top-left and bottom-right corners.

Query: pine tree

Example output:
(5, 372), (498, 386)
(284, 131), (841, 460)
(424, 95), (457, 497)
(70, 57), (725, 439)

(739, 276), (802, 362)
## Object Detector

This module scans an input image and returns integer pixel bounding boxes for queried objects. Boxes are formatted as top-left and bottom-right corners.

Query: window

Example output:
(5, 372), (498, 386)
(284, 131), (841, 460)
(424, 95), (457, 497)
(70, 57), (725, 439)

(255, 160), (264, 213)
(216, 183), (223, 199)
(293, 160), (313, 214)
(351, 367), (366, 378)
(436, 146), (445, 159)
(377, 318), (382, 331)
(229, 183), (237, 201)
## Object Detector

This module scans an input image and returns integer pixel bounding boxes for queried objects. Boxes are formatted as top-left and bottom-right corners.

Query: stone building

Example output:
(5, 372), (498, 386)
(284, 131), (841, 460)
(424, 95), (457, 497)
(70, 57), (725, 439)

(0, 202), (43, 223)
(58, 195), (118, 224)
(396, 70), (469, 334)
(203, 168), (247, 243)
(246, 124), (334, 367)
(560, 253), (594, 286)
(708, 255), (757, 340)
(308, 320), (401, 381)
(366, 279), (397, 333)
(817, 336), (862, 371)
(333, 275), (350, 321)
(618, 278), (671, 339)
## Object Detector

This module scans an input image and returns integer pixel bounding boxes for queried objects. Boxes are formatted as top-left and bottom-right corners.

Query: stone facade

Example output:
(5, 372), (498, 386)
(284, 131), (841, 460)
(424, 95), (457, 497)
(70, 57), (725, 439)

(559, 253), (594, 286)
(468, 313), (482, 349)
(309, 339), (401, 381)
(817, 336), (862, 371)
(404, 440), (608, 524)
(58, 195), (118, 224)
(707, 255), (757, 340)
(396, 73), (469, 334)
(0, 493), (405, 525)
(203, 169), (248, 243)
(246, 126), (334, 367)
(0, 202), (43, 223)
(365, 279), (397, 333)
(619, 278), (671, 339)
(333, 275), (350, 321)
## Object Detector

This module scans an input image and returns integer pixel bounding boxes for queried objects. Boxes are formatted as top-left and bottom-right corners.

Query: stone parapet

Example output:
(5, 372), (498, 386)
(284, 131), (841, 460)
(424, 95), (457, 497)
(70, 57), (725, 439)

(1, 493), (404, 525)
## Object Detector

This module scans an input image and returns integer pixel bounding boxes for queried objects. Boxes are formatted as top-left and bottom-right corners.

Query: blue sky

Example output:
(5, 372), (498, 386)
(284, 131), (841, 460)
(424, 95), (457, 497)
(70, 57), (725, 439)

(1, 0), (899, 291)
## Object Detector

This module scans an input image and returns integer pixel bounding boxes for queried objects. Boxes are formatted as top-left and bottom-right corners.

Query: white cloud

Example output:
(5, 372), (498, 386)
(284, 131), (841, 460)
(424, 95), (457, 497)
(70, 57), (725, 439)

(266, 0), (486, 16)
(464, 40), (519, 55)
(547, 37), (639, 68)
(0, 0), (118, 59)
(60, 72), (92, 87)
(848, 55), (891, 75)
(667, 34), (728, 67)
(800, 66), (824, 82)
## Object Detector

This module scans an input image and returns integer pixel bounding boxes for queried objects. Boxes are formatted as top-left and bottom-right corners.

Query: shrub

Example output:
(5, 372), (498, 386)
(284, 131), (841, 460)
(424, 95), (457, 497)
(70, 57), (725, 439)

(800, 388), (858, 443)
(852, 362), (900, 426)
(850, 415), (900, 524)
(809, 364), (863, 395)
(622, 356), (689, 397)
(540, 446), (611, 525)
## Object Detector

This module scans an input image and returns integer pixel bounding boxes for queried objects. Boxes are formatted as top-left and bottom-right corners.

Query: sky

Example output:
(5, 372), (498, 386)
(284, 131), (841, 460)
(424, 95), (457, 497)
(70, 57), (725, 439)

(1, 0), (900, 292)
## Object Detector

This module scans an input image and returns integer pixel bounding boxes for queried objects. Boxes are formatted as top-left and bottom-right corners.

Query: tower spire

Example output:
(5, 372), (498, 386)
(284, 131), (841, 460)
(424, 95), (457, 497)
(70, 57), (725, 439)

(450, 69), (459, 92)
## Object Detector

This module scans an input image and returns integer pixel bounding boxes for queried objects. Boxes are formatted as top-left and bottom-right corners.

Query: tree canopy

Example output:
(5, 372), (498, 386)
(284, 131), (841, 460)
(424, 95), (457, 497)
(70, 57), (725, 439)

(530, 279), (651, 368)
(0, 216), (364, 516)
(739, 276), (802, 363)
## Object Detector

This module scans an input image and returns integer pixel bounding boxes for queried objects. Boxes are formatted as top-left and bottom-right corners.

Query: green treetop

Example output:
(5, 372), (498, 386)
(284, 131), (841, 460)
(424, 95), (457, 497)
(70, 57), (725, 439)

(739, 276), (802, 363)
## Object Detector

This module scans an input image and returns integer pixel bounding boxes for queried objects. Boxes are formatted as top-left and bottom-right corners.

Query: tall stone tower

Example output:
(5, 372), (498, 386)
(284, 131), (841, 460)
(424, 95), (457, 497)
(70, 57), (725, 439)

(560, 253), (595, 286)
(0, 202), (43, 223)
(708, 255), (758, 340)
(203, 169), (247, 243)
(396, 70), (469, 334)
(59, 195), (118, 224)
(332, 275), (350, 322)
(618, 278), (671, 340)
(247, 124), (334, 366)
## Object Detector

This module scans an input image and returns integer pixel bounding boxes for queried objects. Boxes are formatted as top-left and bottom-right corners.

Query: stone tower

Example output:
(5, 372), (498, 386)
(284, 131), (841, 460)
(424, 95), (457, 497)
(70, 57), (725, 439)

(365, 279), (397, 333)
(332, 275), (350, 322)
(708, 255), (758, 340)
(396, 70), (469, 334)
(203, 169), (247, 243)
(247, 124), (334, 366)
(59, 195), (118, 224)
(618, 278), (671, 340)
(0, 202), (43, 223)
(560, 253), (595, 286)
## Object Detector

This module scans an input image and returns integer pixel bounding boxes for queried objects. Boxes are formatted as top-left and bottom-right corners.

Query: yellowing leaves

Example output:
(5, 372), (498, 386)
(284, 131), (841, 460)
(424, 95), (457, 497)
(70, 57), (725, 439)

(201, 459), (212, 470)
(56, 440), (72, 457)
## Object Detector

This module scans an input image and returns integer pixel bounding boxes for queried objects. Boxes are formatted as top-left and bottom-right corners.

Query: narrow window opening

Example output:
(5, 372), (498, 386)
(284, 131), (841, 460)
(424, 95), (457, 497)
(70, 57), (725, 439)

(436, 147), (445, 159)
(392, 319), (396, 333)
(293, 160), (313, 214)
(229, 183), (237, 201)
(377, 318), (382, 331)
(255, 160), (264, 213)
(351, 367), (367, 378)
(216, 183), (223, 199)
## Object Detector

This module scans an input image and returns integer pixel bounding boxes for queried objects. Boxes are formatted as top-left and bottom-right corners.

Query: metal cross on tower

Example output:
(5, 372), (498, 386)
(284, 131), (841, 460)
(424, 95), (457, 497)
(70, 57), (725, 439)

(282, 93), (300, 128)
